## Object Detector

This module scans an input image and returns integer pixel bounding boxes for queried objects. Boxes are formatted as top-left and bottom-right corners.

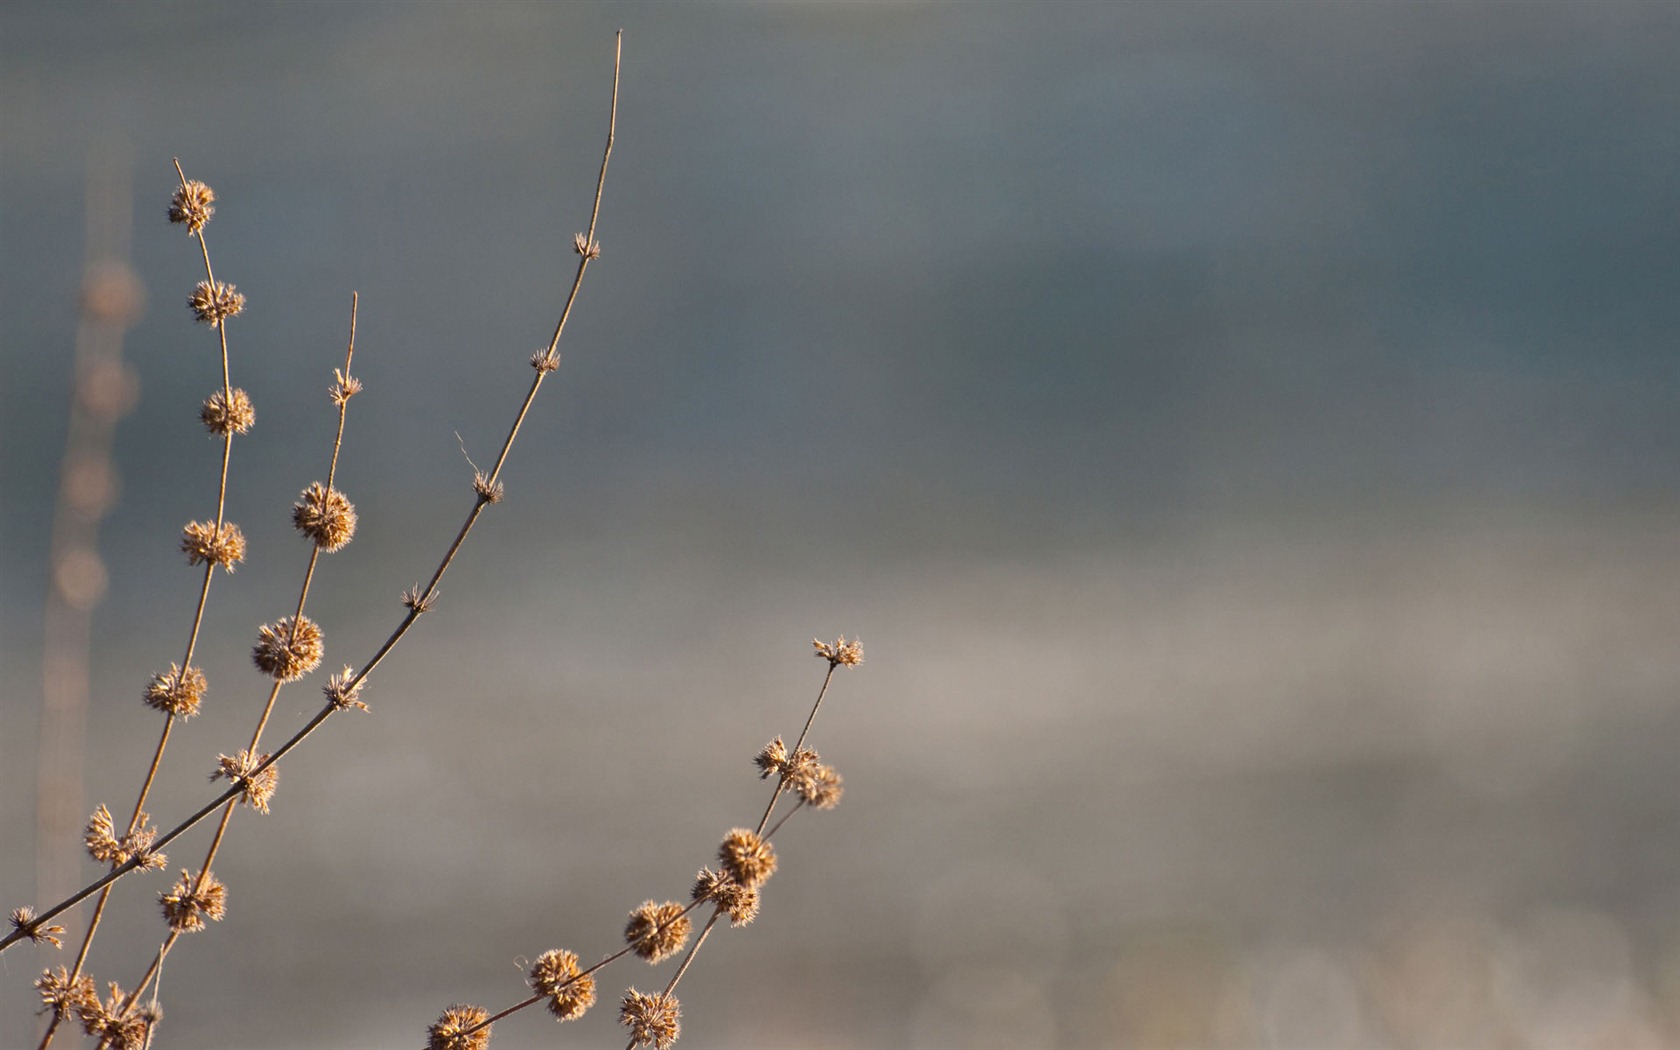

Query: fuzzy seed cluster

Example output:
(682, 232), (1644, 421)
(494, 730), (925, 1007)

(9, 906), (65, 948)
(188, 280), (245, 325)
(717, 828), (777, 889)
(624, 900), (692, 963)
(143, 663), (207, 719)
(84, 805), (165, 871)
(620, 989), (681, 1050)
(211, 750), (278, 813)
(528, 948), (596, 1021)
(76, 981), (159, 1050)
(691, 867), (759, 927)
(426, 1004), (491, 1050)
(159, 868), (226, 933)
(291, 481), (357, 551)
(168, 180), (215, 233)
(251, 615), (325, 681)
(180, 520), (246, 571)
(200, 387), (255, 435)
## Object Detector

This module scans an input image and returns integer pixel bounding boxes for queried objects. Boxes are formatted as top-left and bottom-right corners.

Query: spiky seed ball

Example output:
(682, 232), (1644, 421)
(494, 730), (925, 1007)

(84, 805), (164, 870)
(35, 966), (97, 1018)
(252, 615), (324, 682)
(200, 387), (255, 435)
(797, 763), (844, 810)
(813, 635), (864, 667)
(624, 901), (692, 963)
(291, 482), (357, 551)
(211, 751), (278, 813)
(180, 520), (246, 571)
(718, 828), (777, 889)
(168, 180), (215, 233)
(9, 907), (65, 948)
(620, 990), (680, 1050)
(324, 666), (368, 711)
(77, 982), (155, 1049)
(528, 948), (596, 1021)
(158, 869), (226, 933)
(188, 280), (245, 325)
(426, 1004), (491, 1050)
(143, 663), (207, 718)
(691, 867), (760, 927)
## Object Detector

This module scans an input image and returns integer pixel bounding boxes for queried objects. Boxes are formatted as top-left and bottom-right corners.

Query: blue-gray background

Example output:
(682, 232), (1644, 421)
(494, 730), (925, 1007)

(6, 3), (1680, 1047)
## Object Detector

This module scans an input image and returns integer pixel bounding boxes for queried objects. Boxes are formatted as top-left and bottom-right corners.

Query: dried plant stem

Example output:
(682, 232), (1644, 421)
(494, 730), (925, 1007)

(0, 31), (621, 975)
(755, 662), (837, 836)
(458, 644), (855, 1046)
(470, 901), (707, 1035)
(37, 160), (243, 1050)
(119, 297), (360, 1015)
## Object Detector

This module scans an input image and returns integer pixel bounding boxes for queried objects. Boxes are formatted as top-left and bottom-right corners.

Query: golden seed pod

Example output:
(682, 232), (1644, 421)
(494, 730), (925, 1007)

(211, 751), (278, 813)
(35, 966), (97, 1018)
(624, 901), (692, 963)
(717, 828), (777, 889)
(9, 907), (65, 949)
(426, 1004), (491, 1050)
(168, 180), (215, 233)
(188, 280), (245, 325)
(180, 520), (246, 571)
(158, 868), (226, 933)
(528, 949), (596, 1022)
(620, 990), (680, 1050)
(813, 635), (864, 667)
(143, 663), (206, 719)
(251, 615), (325, 682)
(691, 867), (760, 927)
(200, 387), (255, 435)
(291, 482), (357, 552)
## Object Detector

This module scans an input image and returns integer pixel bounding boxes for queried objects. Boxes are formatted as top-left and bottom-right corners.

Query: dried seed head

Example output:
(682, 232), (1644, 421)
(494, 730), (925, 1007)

(624, 901), (692, 963)
(324, 666), (368, 711)
(691, 867), (760, 927)
(292, 482), (357, 552)
(9, 907), (65, 949)
(620, 990), (680, 1050)
(813, 635), (864, 667)
(426, 1004), (492, 1050)
(188, 280), (245, 325)
(200, 387), (255, 435)
(168, 180), (215, 233)
(401, 586), (437, 613)
(718, 827), (777, 889)
(797, 762), (844, 810)
(530, 348), (561, 373)
(472, 471), (504, 504)
(528, 948), (596, 1022)
(330, 368), (362, 406)
(211, 751), (278, 813)
(573, 232), (602, 259)
(252, 615), (325, 681)
(84, 805), (165, 870)
(35, 966), (97, 1017)
(77, 982), (155, 1049)
(180, 520), (246, 571)
(159, 868), (227, 933)
(143, 663), (207, 719)
(754, 737), (788, 779)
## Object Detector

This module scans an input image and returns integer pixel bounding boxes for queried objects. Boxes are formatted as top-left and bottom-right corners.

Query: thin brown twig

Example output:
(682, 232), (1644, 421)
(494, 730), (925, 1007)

(38, 159), (244, 1050)
(1, 30), (623, 976)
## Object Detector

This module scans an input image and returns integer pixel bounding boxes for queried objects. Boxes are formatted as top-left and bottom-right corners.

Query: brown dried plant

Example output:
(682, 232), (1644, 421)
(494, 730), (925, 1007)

(3, 27), (613, 1040)
(427, 637), (860, 1050)
(10, 32), (859, 1049)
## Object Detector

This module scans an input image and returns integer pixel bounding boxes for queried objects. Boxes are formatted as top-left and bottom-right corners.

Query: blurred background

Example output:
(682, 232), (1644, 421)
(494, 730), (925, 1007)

(5, 2), (1680, 1047)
